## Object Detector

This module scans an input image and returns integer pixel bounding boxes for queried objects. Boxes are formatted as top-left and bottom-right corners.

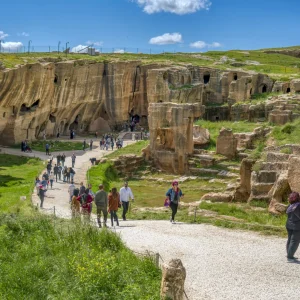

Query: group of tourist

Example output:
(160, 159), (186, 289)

(69, 181), (134, 227)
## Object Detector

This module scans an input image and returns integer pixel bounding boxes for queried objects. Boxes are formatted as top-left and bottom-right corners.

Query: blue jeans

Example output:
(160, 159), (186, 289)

(122, 201), (129, 220)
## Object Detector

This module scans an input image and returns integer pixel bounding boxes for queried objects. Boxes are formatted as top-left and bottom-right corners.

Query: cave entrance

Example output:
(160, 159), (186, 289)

(49, 114), (56, 123)
(132, 114), (140, 123)
(286, 87), (291, 93)
(203, 73), (210, 84)
(69, 115), (80, 131)
(249, 88), (253, 96)
(262, 85), (267, 93)
(54, 74), (58, 84)
(233, 73), (238, 81)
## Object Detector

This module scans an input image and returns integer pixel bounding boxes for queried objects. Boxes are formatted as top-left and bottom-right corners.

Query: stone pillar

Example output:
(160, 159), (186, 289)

(160, 259), (186, 300)
(216, 127), (237, 159)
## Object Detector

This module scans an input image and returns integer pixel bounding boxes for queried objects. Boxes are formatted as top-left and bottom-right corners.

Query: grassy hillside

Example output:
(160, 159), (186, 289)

(1, 46), (300, 79)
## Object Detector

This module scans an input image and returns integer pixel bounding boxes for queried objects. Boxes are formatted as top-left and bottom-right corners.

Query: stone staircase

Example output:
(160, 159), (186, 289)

(249, 152), (290, 201)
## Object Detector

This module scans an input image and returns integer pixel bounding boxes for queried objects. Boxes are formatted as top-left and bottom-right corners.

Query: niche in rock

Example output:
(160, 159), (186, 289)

(203, 73), (210, 84)
(163, 72), (168, 80)
(262, 84), (267, 93)
(233, 73), (238, 81)
(249, 88), (253, 96)
(49, 114), (56, 123)
(3, 112), (6, 118)
(54, 74), (58, 83)
(187, 75), (192, 84)
(286, 88), (291, 93)
(181, 76), (184, 85)
(69, 115), (80, 130)
(20, 100), (40, 113)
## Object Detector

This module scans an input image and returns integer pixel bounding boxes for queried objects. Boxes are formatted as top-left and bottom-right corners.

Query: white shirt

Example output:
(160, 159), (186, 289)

(68, 184), (75, 196)
(119, 186), (134, 202)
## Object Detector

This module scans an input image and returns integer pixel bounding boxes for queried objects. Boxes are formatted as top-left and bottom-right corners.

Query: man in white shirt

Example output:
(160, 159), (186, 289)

(119, 181), (134, 221)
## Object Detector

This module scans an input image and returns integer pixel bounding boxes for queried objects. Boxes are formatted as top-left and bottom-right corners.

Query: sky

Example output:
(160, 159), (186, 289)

(0, 0), (299, 53)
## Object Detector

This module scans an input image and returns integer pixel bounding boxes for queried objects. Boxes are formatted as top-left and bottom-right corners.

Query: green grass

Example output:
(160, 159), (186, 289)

(13, 140), (88, 152)
(0, 215), (161, 299)
(0, 154), (44, 214)
(105, 140), (149, 160)
(271, 119), (300, 145)
(194, 120), (266, 150)
(2, 48), (300, 79)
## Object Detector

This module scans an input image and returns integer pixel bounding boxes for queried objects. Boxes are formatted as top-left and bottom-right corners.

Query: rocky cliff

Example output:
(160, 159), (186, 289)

(0, 59), (275, 147)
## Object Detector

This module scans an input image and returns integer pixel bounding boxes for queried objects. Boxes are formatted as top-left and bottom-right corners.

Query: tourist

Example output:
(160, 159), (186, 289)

(119, 181), (134, 221)
(286, 192), (300, 262)
(46, 161), (52, 175)
(45, 143), (50, 155)
(71, 153), (76, 168)
(90, 139), (93, 151)
(111, 139), (114, 151)
(61, 153), (66, 167)
(21, 140), (25, 152)
(166, 181), (184, 224)
(35, 177), (40, 195)
(42, 172), (49, 189)
(57, 164), (62, 181)
(70, 167), (76, 182)
(53, 164), (59, 182)
(83, 139), (86, 151)
(71, 188), (80, 218)
(66, 167), (71, 183)
(63, 166), (68, 182)
(87, 183), (95, 211)
(39, 184), (46, 208)
(79, 182), (86, 196)
(100, 140), (103, 150)
(41, 176), (48, 194)
(57, 153), (61, 165)
(108, 187), (121, 227)
(95, 184), (108, 228)
(49, 171), (54, 189)
(78, 189), (93, 222)
(49, 154), (54, 165)
(68, 180), (76, 202)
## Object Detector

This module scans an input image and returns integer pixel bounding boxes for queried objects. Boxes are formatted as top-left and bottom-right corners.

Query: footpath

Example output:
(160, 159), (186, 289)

(1, 143), (300, 300)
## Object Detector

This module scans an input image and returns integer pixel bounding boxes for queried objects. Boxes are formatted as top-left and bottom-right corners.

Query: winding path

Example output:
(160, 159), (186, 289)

(1, 143), (300, 300)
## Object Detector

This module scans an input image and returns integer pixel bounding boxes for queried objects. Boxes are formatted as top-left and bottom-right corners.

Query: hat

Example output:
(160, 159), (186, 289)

(172, 181), (178, 186)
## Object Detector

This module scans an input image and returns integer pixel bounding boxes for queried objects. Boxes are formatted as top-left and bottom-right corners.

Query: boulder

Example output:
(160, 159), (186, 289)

(201, 192), (233, 202)
(268, 172), (290, 215)
(193, 125), (210, 146)
(216, 127), (237, 159)
(287, 156), (300, 193)
(160, 259), (186, 300)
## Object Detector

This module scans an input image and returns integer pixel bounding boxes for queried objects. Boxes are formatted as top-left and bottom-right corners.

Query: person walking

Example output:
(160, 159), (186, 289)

(58, 164), (62, 181)
(71, 153), (76, 168)
(53, 164), (59, 182)
(39, 184), (46, 208)
(61, 153), (66, 167)
(90, 139), (93, 151)
(119, 182), (134, 221)
(83, 139), (86, 151)
(94, 184), (108, 228)
(68, 180), (76, 203)
(45, 143), (50, 155)
(66, 167), (71, 183)
(70, 167), (76, 182)
(286, 192), (300, 262)
(166, 181), (184, 224)
(49, 172), (54, 189)
(42, 173), (49, 189)
(108, 187), (121, 227)
(46, 162), (52, 175)
(71, 188), (80, 218)
(57, 154), (61, 165)
(77, 189), (93, 223)
(63, 166), (68, 182)
(79, 182), (86, 196)
(35, 177), (40, 195)
(111, 140), (114, 151)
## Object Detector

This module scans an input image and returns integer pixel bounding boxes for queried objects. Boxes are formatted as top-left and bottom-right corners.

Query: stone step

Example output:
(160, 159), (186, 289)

(260, 162), (289, 171)
(189, 168), (219, 176)
(256, 171), (277, 183)
(266, 152), (290, 163)
(251, 182), (274, 196)
(249, 195), (270, 202)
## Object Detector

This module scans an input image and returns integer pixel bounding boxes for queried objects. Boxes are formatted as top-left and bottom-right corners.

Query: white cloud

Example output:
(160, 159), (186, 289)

(0, 41), (23, 51)
(149, 32), (183, 45)
(134, 0), (211, 14)
(114, 49), (125, 53)
(190, 40), (221, 49)
(0, 31), (9, 39)
(86, 40), (103, 46)
(71, 45), (89, 53)
(18, 32), (29, 37)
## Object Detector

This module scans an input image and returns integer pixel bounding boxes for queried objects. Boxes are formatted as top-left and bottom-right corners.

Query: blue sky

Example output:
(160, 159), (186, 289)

(0, 0), (299, 53)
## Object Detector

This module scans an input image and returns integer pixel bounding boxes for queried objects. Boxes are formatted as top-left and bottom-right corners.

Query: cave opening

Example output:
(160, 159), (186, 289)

(54, 74), (58, 83)
(69, 115), (80, 130)
(249, 88), (253, 96)
(203, 73), (210, 84)
(3, 112), (6, 118)
(262, 85), (267, 93)
(163, 72), (168, 80)
(181, 76), (184, 85)
(286, 88), (291, 93)
(49, 114), (56, 123)
(233, 73), (238, 81)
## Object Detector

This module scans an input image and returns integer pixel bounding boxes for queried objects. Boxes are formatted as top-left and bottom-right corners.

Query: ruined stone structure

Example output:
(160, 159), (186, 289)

(0, 60), (275, 146)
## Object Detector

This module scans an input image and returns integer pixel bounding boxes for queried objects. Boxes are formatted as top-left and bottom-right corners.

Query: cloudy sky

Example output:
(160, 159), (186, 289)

(0, 0), (299, 53)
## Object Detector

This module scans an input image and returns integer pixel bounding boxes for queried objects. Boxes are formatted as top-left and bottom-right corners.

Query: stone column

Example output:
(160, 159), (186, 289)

(160, 259), (186, 300)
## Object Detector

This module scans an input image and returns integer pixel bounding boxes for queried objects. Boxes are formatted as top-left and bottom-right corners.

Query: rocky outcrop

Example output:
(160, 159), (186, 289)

(193, 125), (210, 146)
(110, 154), (144, 178)
(216, 128), (237, 159)
(148, 102), (205, 174)
(201, 192), (234, 202)
(160, 259), (186, 300)
(234, 127), (270, 150)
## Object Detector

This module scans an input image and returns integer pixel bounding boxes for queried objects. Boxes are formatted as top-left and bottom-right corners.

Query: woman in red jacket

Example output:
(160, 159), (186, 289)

(108, 187), (121, 227)
(77, 189), (93, 222)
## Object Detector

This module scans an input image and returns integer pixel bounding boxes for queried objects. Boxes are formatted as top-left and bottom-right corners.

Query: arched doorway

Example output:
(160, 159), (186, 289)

(262, 84), (267, 93)
(203, 73), (210, 84)
(286, 87), (291, 93)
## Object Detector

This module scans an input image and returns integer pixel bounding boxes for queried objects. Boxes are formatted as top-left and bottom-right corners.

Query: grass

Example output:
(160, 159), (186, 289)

(0, 154), (44, 214)
(13, 140), (89, 152)
(2, 48), (300, 79)
(0, 215), (161, 299)
(271, 119), (300, 145)
(194, 119), (266, 150)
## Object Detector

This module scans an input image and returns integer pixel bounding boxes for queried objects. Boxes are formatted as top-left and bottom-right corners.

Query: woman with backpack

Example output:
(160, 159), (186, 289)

(108, 187), (121, 227)
(71, 188), (80, 218)
(166, 181), (184, 224)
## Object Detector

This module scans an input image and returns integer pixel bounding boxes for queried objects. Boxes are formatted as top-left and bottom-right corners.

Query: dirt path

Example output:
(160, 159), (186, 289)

(2, 143), (299, 300)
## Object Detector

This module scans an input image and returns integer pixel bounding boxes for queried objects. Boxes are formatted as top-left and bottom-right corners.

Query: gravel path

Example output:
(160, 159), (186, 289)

(2, 143), (300, 300)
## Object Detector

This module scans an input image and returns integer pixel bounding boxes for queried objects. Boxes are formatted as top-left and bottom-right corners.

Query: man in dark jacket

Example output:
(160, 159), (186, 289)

(53, 164), (59, 182)
(46, 162), (52, 175)
(95, 184), (108, 228)
(286, 192), (300, 261)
